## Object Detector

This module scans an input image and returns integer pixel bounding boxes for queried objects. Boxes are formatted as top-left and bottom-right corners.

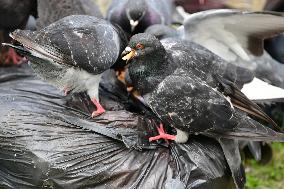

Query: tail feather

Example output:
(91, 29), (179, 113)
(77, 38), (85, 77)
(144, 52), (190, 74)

(2, 43), (31, 56)
(206, 112), (284, 142)
(9, 29), (71, 64)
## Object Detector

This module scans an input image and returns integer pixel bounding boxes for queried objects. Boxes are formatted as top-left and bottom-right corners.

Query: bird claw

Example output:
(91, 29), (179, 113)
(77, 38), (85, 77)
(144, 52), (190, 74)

(149, 123), (176, 142)
(91, 98), (105, 118)
(91, 109), (105, 117)
(3, 48), (23, 65)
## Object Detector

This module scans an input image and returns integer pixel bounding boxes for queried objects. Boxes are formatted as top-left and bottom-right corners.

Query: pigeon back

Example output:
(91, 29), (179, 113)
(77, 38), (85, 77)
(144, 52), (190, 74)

(13, 15), (127, 74)
(36, 0), (103, 29)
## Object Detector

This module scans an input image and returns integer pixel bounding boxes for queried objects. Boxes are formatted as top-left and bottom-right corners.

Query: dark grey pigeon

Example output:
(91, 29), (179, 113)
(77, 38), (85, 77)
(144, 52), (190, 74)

(4, 15), (128, 117)
(0, 0), (37, 65)
(36, 0), (103, 29)
(122, 33), (284, 142)
(106, 0), (173, 34)
(123, 34), (284, 189)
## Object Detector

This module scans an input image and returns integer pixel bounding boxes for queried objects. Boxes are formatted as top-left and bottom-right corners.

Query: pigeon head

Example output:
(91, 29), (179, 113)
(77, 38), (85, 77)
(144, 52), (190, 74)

(122, 33), (169, 95)
(125, 0), (147, 32)
(122, 33), (165, 62)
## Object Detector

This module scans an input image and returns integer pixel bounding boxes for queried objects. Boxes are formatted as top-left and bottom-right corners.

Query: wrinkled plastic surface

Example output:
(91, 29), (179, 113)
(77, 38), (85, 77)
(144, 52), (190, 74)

(0, 65), (235, 189)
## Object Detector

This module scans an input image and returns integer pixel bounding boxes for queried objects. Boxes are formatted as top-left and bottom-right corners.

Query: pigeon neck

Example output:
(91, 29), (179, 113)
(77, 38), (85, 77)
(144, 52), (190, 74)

(129, 48), (172, 95)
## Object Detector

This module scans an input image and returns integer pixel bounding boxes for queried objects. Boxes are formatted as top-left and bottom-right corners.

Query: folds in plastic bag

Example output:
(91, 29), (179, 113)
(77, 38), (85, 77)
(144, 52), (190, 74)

(0, 66), (235, 189)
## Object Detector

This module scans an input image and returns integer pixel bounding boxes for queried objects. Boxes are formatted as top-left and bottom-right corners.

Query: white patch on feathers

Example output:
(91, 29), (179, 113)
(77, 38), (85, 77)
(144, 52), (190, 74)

(242, 77), (284, 100)
(62, 67), (102, 101)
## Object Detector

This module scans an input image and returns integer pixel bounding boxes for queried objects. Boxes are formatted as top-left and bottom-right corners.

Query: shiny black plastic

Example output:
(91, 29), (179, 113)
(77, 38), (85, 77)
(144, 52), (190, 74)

(0, 66), (235, 189)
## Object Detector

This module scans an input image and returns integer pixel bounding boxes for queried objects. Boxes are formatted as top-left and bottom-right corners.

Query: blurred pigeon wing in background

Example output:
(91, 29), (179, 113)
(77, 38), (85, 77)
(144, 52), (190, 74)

(182, 9), (284, 88)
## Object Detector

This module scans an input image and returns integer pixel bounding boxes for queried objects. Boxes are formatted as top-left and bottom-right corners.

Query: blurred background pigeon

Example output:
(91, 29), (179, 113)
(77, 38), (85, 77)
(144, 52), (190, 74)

(106, 0), (173, 35)
(264, 0), (284, 64)
(181, 10), (284, 89)
(0, 0), (37, 66)
(174, 0), (227, 13)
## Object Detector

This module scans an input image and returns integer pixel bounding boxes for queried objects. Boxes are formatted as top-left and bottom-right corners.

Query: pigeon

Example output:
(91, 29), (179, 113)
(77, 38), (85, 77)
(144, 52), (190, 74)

(180, 9), (284, 89)
(264, 0), (284, 12)
(106, 0), (173, 34)
(122, 33), (284, 144)
(3, 15), (128, 117)
(36, 0), (103, 29)
(0, 0), (37, 65)
(174, 0), (226, 13)
(265, 33), (284, 64)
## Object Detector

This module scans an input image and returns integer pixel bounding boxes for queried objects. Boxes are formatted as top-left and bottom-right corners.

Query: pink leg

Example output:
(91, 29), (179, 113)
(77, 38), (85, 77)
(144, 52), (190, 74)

(4, 48), (23, 65)
(91, 98), (105, 118)
(149, 123), (176, 142)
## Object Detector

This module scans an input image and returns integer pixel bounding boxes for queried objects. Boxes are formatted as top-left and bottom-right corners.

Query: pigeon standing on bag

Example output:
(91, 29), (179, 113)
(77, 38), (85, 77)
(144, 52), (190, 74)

(3, 15), (128, 117)
(122, 33), (284, 143)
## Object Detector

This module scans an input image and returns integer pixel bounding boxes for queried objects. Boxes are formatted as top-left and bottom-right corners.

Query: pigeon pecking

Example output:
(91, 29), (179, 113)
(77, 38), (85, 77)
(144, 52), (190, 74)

(122, 33), (284, 143)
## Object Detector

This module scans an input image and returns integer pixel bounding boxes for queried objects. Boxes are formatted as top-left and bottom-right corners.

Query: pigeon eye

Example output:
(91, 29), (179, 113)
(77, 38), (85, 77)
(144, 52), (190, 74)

(136, 43), (144, 49)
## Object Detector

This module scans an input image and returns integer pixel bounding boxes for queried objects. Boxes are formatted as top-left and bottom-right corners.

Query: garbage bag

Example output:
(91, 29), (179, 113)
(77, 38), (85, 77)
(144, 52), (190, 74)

(0, 65), (235, 189)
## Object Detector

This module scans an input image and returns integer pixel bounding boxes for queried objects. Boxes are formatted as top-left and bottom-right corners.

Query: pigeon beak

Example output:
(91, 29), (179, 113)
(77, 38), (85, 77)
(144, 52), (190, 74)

(122, 46), (136, 63)
(130, 19), (139, 32)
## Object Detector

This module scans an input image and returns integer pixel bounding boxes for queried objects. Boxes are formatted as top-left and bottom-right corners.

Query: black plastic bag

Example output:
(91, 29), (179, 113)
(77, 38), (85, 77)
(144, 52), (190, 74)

(0, 65), (235, 189)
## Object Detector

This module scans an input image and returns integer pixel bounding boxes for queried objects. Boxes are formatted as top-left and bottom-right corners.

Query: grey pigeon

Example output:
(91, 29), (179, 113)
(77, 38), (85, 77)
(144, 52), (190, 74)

(4, 15), (128, 117)
(36, 0), (103, 29)
(122, 33), (284, 142)
(122, 34), (284, 189)
(106, 0), (173, 34)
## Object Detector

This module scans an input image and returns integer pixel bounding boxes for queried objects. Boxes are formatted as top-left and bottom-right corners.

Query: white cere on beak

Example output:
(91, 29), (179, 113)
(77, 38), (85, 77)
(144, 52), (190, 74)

(125, 46), (132, 52)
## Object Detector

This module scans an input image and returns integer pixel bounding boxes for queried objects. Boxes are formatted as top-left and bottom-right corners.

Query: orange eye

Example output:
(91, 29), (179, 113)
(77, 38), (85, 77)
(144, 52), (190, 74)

(136, 43), (144, 49)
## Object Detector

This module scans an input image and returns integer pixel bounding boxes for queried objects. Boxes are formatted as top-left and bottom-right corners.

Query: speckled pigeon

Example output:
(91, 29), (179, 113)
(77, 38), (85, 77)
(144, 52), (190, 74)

(106, 0), (173, 34)
(3, 15), (128, 117)
(122, 33), (284, 144)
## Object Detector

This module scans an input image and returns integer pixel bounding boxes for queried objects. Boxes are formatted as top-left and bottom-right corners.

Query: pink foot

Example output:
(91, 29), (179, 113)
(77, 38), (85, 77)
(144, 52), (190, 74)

(91, 98), (105, 117)
(149, 123), (176, 142)
(4, 48), (23, 65)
